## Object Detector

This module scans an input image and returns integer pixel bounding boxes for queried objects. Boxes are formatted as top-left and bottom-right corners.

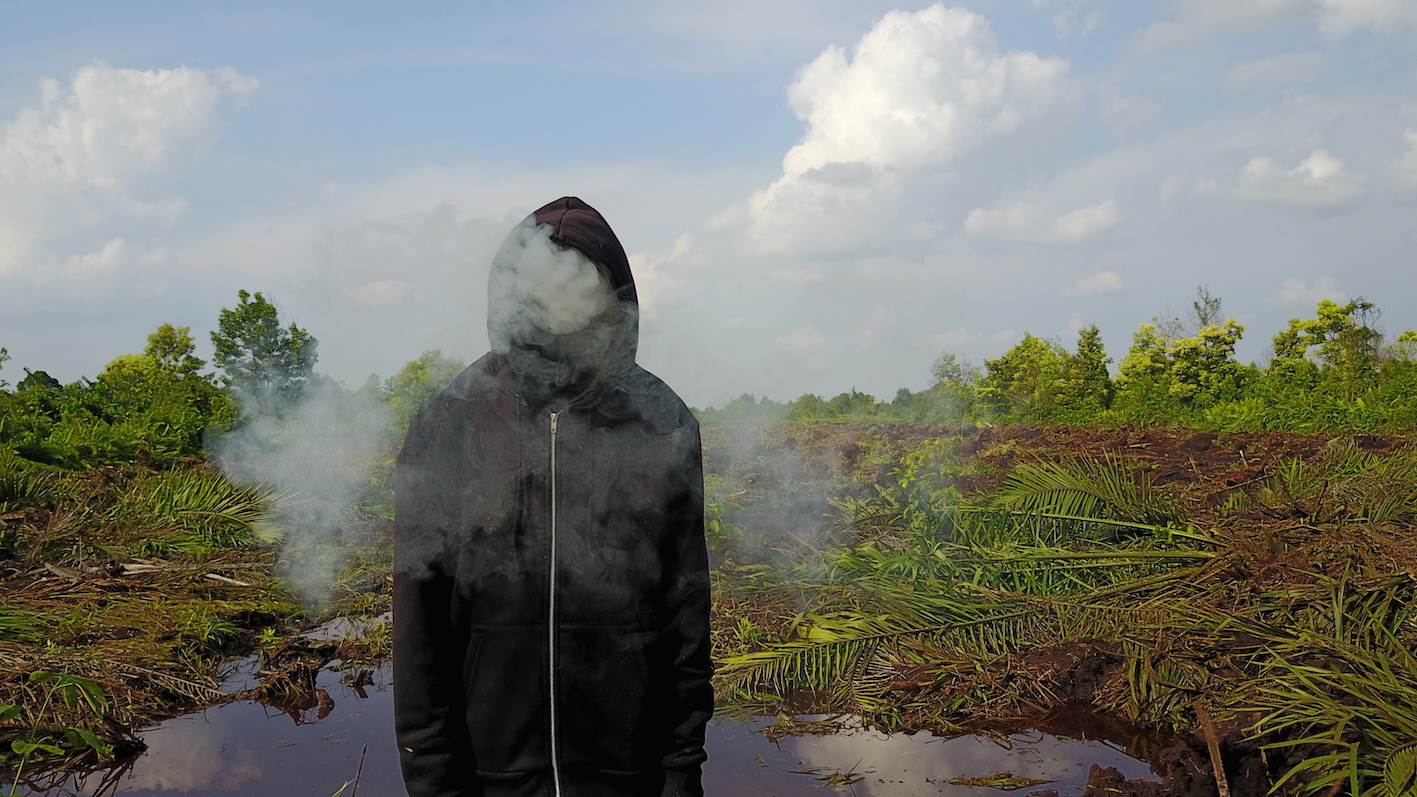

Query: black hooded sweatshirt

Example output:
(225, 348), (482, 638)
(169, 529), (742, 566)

(393, 197), (713, 797)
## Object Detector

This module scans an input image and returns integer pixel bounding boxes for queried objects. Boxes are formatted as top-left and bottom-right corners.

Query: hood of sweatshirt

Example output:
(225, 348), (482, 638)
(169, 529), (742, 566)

(486, 197), (639, 407)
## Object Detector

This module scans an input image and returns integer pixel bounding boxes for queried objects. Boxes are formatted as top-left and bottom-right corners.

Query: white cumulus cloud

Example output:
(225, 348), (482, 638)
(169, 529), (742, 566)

(1031, 0), (1105, 37)
(628, 232), (694, 324)
(1, 62), (255, 186)
(1319, 0), (1417, 36)
(1049, 200), (1121, 243)
(0, 61), (255, 289)
(781, 5), (1068, 175)
(742, 3), (1072, 254)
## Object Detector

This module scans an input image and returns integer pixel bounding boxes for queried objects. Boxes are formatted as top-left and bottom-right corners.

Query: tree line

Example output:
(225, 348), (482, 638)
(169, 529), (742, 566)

(5, 286), (1415, 471)
(698, 289), (1417, 432)
(0, 290), (465, 469)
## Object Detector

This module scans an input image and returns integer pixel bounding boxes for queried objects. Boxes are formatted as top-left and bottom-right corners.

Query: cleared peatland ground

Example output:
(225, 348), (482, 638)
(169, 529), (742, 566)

(705, 423), (1417, 797)
(0, 451), (392, 779)
(3, 423), (1416, 796)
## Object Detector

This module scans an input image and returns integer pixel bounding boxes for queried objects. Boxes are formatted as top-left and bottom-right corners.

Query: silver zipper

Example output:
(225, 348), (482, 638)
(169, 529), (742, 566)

(548, 411), (563, 797)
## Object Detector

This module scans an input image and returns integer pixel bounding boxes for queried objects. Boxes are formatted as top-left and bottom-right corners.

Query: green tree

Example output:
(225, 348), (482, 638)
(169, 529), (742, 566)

(16, 370), (61, 392)
(96, 354), (165, 410)
(1053, 325), (1114, 419)
(210, 290), (318, 403)
(698, 393), (785, 425)
(910, 353), (980, 423)
(1385, 330), (1417, 363)
(145, 324), (206, 379)
(978, 333), (1067, 420)
(0, 347), (9, 389)
(1268, 317), (1316, 385)
(783, 394), (830, 423)
(1268, 299), (1383, 393)
(381, 350), (467, 434)
(1167, 319), (1246, 406)
(89, 325), (228, 458)
(1116, 309), (1245, 418)
(824, 389), (877, 418)
(932, 353), (977, 386)
(1313, 299), (1382, 390)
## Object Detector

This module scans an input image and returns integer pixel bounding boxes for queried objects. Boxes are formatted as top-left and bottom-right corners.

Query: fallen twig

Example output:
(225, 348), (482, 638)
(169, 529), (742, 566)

(204, 573), (251, 587)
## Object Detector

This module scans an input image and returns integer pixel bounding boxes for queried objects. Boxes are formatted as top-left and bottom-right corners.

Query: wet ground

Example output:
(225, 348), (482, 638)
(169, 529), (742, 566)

(13, 661), (1161, 797)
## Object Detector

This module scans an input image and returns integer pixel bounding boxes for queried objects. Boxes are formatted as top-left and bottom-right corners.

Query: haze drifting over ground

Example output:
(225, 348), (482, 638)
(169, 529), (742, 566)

(2, 1), (1415, 407)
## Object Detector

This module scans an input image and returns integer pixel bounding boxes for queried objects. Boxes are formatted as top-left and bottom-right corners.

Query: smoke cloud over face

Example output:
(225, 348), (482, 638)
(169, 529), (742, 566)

(486, 217), (634, 402)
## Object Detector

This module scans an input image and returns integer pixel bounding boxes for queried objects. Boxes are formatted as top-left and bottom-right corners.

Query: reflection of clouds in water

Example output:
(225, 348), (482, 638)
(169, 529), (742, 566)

(783, 721), (1155, 797)
(119, 710), (263, 793)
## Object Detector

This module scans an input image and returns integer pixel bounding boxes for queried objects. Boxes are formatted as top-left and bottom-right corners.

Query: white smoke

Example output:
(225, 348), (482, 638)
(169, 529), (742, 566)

(215, 379), (393, 607)
(486, 217), (635, 403)
(486, 218), (618, 353)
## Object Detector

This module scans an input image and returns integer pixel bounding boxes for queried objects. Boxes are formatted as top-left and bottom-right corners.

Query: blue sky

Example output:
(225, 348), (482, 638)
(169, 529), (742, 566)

(2, 1), (1415, 406)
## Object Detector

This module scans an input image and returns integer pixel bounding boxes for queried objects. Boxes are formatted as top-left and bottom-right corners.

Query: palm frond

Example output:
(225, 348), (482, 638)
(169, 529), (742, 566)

(994, 456), (1179, 528)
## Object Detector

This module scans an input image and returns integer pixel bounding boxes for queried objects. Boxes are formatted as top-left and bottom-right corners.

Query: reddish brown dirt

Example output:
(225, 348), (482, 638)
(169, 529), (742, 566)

(954, 423), (1405, 489)
(703, 421), (1412, 563)
(706, 421), (1409, 497)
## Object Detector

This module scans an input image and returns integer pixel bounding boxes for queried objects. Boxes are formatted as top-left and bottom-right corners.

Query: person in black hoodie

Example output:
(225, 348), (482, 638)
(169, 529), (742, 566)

(393, 197), (713, 797)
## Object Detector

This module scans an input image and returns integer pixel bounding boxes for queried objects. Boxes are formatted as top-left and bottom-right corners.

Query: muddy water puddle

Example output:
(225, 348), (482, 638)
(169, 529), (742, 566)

(16, 663), (1164, 796)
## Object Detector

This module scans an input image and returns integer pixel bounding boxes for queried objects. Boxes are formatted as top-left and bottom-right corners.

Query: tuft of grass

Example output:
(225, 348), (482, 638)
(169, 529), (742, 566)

(0, 448), (61, 511)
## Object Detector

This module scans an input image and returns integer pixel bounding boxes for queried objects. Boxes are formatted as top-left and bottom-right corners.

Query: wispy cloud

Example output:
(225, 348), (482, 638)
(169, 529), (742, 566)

(1065, 271), (1124, 297)
(1222, 52), (1327, 91)
(773, 326), (828, 352)
(965, 199), (1119, 245)
(1199, 149), (1364, 206)
(1269, 276), (1346, 306)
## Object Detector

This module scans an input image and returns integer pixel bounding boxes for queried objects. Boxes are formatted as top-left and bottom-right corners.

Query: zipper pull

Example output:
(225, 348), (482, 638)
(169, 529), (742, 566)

(550, 411), (559, 433)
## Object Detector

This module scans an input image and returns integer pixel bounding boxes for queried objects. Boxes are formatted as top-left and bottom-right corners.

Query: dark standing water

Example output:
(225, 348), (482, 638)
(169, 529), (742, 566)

(13, 661), (1163, 796)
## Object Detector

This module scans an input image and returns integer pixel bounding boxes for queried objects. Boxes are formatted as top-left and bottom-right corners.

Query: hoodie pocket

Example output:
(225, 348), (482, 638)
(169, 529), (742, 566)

(464, 625), (548, 773)
(558, 623), (654, 772)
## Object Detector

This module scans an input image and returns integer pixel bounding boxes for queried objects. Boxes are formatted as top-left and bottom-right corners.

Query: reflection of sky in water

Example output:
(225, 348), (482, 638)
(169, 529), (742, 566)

(112, 713), (264, 793)
(17, 664), (405, 797)
(705, 717), (1158, 797)
(19, 665), (1157, 797)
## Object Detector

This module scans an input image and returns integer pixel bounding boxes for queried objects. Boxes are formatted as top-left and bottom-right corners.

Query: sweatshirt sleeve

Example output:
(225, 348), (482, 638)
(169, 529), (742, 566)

(393, 400), (479, 797)
(658, 419), (714, 797)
